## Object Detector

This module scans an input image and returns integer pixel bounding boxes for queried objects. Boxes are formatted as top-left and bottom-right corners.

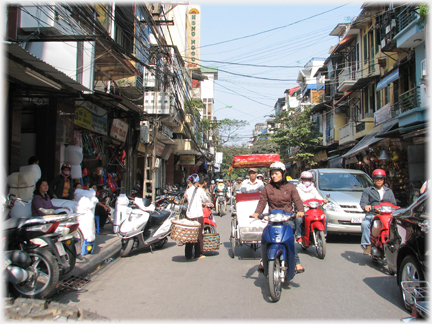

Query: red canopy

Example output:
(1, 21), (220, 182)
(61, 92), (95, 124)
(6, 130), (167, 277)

(229, 154), (280, 175)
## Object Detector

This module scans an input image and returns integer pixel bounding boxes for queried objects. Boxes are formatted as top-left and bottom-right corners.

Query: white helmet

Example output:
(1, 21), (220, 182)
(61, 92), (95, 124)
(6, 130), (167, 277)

(257, 174), (263, 178)
(269, 161), (286, 172)
(300, 171), (313, 180)
(211, 180), (215, 184)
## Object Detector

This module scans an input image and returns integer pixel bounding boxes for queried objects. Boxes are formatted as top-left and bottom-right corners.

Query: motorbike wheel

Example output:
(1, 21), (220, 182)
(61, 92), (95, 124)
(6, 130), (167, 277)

(59, 247), (76, 275)
(315, 230), (326, 259)
(229, 218), (237, 258)
(9, 248), (59, 299)
(203, 225), (216, 234)
(215, 202), (219, 216)
(222, 201), (227, 214)
(119, 239), (133, 257)
(154, 237), (168, 249)
(268, 258), (282, 302)
(219, 202), (224, 216)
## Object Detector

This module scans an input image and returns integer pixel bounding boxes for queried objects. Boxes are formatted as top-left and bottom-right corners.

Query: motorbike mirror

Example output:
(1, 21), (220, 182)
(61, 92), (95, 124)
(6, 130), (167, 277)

(326, 194), (330, 198)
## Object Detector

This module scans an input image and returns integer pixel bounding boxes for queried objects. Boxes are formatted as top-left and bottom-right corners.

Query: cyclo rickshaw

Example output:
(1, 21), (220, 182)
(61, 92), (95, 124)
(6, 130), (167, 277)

(228, 154), (280, 258)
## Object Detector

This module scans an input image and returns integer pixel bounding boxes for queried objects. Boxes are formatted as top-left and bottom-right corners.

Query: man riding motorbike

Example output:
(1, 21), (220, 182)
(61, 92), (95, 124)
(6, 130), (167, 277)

(359, 169), (397, 255)
(213, 179), (227, 205)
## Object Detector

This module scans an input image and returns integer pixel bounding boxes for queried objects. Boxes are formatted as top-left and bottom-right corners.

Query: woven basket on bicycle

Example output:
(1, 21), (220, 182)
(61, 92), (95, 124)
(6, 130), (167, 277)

(170, 220), (201, 243)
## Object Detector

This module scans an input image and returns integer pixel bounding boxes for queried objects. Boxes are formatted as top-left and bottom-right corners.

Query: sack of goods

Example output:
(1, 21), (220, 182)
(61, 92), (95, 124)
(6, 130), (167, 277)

(170, 218), (201, 243)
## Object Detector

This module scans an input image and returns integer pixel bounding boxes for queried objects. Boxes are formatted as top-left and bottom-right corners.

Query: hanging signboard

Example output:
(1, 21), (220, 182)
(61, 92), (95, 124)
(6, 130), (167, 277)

(110, 119), (128, 142)
(179, 155), (195, 165)
(75, 101), (108, 135)
(374, 103), (392, 125)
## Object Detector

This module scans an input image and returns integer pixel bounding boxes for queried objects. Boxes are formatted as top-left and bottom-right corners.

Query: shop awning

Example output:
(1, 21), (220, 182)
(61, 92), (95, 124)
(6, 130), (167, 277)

(349, 75), (379, 92)
(342, 119), (399, 158)
(334, 91), (352, 106)
(375, 122), (427, 138)
(6, 42), (90, 92)
(329, 156), (344, 168)
(376, 68), (399, 91)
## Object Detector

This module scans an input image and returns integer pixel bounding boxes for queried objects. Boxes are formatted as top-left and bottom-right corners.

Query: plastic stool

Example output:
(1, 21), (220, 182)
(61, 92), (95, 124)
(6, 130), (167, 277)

(81, 239), (96, 255)
(94, 215), (100, 234)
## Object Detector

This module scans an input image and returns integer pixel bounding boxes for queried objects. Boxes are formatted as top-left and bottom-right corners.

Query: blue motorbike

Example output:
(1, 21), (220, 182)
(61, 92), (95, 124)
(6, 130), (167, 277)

(253, 209), (296, 302)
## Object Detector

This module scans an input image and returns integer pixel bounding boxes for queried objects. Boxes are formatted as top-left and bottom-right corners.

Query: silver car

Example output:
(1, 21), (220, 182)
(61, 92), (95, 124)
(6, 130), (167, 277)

(308, 168), (373, 234)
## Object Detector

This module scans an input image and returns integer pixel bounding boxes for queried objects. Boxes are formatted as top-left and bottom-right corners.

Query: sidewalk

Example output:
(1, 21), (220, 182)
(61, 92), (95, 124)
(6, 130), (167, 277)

(65, 222), (122, 279)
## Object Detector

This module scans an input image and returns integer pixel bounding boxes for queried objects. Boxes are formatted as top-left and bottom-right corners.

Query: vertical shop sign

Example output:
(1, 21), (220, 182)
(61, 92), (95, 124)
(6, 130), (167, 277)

(110, 119), (128, 142)
(374, 103), (392, 125)
(186, 6), (201, 68)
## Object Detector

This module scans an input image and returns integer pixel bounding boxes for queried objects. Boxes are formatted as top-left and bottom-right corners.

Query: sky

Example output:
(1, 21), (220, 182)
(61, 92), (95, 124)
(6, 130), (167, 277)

(197, 1), (365, 145)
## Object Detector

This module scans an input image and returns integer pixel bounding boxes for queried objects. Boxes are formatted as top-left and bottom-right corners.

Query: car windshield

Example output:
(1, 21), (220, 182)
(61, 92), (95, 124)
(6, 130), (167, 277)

(318, 172), (373, 191)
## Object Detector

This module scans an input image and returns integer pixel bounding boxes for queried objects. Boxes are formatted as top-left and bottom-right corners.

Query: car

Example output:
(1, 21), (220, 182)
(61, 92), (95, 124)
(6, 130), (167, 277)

(288, 179), (298, 187)
(308, 168), (374, 234)
(384, 192), (428, 311)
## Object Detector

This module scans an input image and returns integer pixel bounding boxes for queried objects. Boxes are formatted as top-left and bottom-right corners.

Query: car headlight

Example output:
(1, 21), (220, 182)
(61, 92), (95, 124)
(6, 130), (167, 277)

(324, 201), (343, 213)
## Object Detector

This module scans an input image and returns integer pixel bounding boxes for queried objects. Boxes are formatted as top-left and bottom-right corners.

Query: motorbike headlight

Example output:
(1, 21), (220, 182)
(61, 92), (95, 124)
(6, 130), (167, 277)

(309, 201), (319, 209)
(268, 213), (290, 222)
(323, 201), (342, 213)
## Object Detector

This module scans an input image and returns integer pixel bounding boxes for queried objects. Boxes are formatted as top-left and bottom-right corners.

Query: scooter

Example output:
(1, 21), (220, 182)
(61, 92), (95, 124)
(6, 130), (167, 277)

(3, 216), (62, 299)
(369, 201), (400, 264)
(299, 198), (327, 259)
(214, 190), (227, 216)
(203, 204), (217, 234)
(118, 197), (175, 257)
(253, 209), (296, 302)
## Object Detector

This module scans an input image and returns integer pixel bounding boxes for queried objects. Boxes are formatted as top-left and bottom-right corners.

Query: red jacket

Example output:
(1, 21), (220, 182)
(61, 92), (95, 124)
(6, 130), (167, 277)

(254, 181), (304, 215)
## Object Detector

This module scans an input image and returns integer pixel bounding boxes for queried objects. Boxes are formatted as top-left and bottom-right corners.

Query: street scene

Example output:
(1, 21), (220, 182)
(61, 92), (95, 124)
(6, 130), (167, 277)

(3, 1), (428, 321)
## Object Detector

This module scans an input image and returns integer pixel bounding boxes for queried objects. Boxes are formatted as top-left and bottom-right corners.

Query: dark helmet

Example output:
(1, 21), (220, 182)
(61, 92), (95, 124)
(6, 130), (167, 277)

(372, 169), (386, 178)
(61, 163), (72, 171)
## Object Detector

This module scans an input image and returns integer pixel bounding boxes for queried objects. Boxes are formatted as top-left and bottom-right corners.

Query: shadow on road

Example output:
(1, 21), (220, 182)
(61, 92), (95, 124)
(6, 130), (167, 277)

(341, 250), (395, 275)
(363, 276), (409, 316)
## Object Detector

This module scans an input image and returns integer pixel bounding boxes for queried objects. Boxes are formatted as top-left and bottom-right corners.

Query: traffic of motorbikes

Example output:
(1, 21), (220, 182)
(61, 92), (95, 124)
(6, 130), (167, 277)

(3, 173), (427, 320)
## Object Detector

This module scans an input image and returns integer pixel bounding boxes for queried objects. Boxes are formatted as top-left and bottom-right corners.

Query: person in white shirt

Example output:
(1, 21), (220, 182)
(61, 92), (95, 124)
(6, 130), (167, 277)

(240, 168), (265, 193)
(295, 171), (328, 244)
(185, 174), (211, 261)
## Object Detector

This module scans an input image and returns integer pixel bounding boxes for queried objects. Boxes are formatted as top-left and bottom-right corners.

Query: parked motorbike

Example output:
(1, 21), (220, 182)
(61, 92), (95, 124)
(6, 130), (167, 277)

(39, 208), (83, 274)
(214, 190), (227, 216)
(252, 209), (296, 302)
(401, 280), (429, 321)
(3, 216), (62, 298)
(118, 197), (175, 257)
(299, 197), (328, 259)
(368, 202), (400, 265)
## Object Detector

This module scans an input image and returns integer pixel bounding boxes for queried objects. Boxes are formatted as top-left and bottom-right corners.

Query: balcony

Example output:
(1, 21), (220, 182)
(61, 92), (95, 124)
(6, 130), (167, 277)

(338, 122), (355, 145)
(397, 87), (427, 127)
(337, 68), (357, 92)
(393, 6), (425, 48)
(116, 75), (144, 100)
(173, 138), (199, 155)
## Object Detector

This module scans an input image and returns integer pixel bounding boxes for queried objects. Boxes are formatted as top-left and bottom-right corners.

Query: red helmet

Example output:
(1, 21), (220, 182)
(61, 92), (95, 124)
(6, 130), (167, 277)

(61, 163), (72, 171)
(372, 169), (386, 178)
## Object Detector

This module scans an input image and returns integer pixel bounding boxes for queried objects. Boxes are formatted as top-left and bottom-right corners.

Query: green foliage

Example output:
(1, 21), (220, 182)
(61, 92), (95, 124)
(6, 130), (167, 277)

(251, 138), (280, 154)
(267, 106), (321, 167)
(201, 118), (210, 132)
(217, 145), (250, 179)
(418, 3), (428, 29)
(184, 99), (203, 118)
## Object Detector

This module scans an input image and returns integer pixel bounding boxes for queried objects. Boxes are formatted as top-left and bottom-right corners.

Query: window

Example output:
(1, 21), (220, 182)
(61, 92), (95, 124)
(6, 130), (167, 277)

(376, 90), (381, 109)
(421, 59), (426, 78)
(384, 85), (390, 104)
(356, 43), (360, 71)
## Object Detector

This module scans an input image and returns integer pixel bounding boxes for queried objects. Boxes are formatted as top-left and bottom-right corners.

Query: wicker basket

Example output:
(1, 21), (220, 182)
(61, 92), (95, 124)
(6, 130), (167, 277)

(203, 233), (221, 251)
(170, 220), (201, 243)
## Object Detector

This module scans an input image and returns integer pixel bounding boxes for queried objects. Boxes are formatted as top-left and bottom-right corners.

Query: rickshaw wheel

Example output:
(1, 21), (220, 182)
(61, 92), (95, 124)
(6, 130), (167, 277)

(229, 218), (237, 258)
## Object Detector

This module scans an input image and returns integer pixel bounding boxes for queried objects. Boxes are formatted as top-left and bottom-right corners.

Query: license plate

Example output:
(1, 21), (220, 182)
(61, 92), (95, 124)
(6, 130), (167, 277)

(55, 242), (67, 256)
(351, 217), (363, 224)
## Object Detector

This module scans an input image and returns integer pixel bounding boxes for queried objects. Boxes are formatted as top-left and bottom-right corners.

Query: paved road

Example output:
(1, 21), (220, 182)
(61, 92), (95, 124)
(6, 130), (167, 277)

(53, 205), (411, 320)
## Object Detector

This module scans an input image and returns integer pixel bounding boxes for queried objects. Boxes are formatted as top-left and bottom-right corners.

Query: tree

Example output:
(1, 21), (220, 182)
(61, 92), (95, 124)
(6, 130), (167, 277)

(217, 144), (250, 179)
(212, 118), (249, 147)
(251, 138), (280, 154)
(267, 105), (321, 167)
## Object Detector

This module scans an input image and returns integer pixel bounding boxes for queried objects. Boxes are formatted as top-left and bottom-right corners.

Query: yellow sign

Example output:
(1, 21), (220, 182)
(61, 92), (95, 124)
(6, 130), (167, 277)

(186, 5), (201, 68)
(75, 106), (92, 130)
(179, 155), (195, 165)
